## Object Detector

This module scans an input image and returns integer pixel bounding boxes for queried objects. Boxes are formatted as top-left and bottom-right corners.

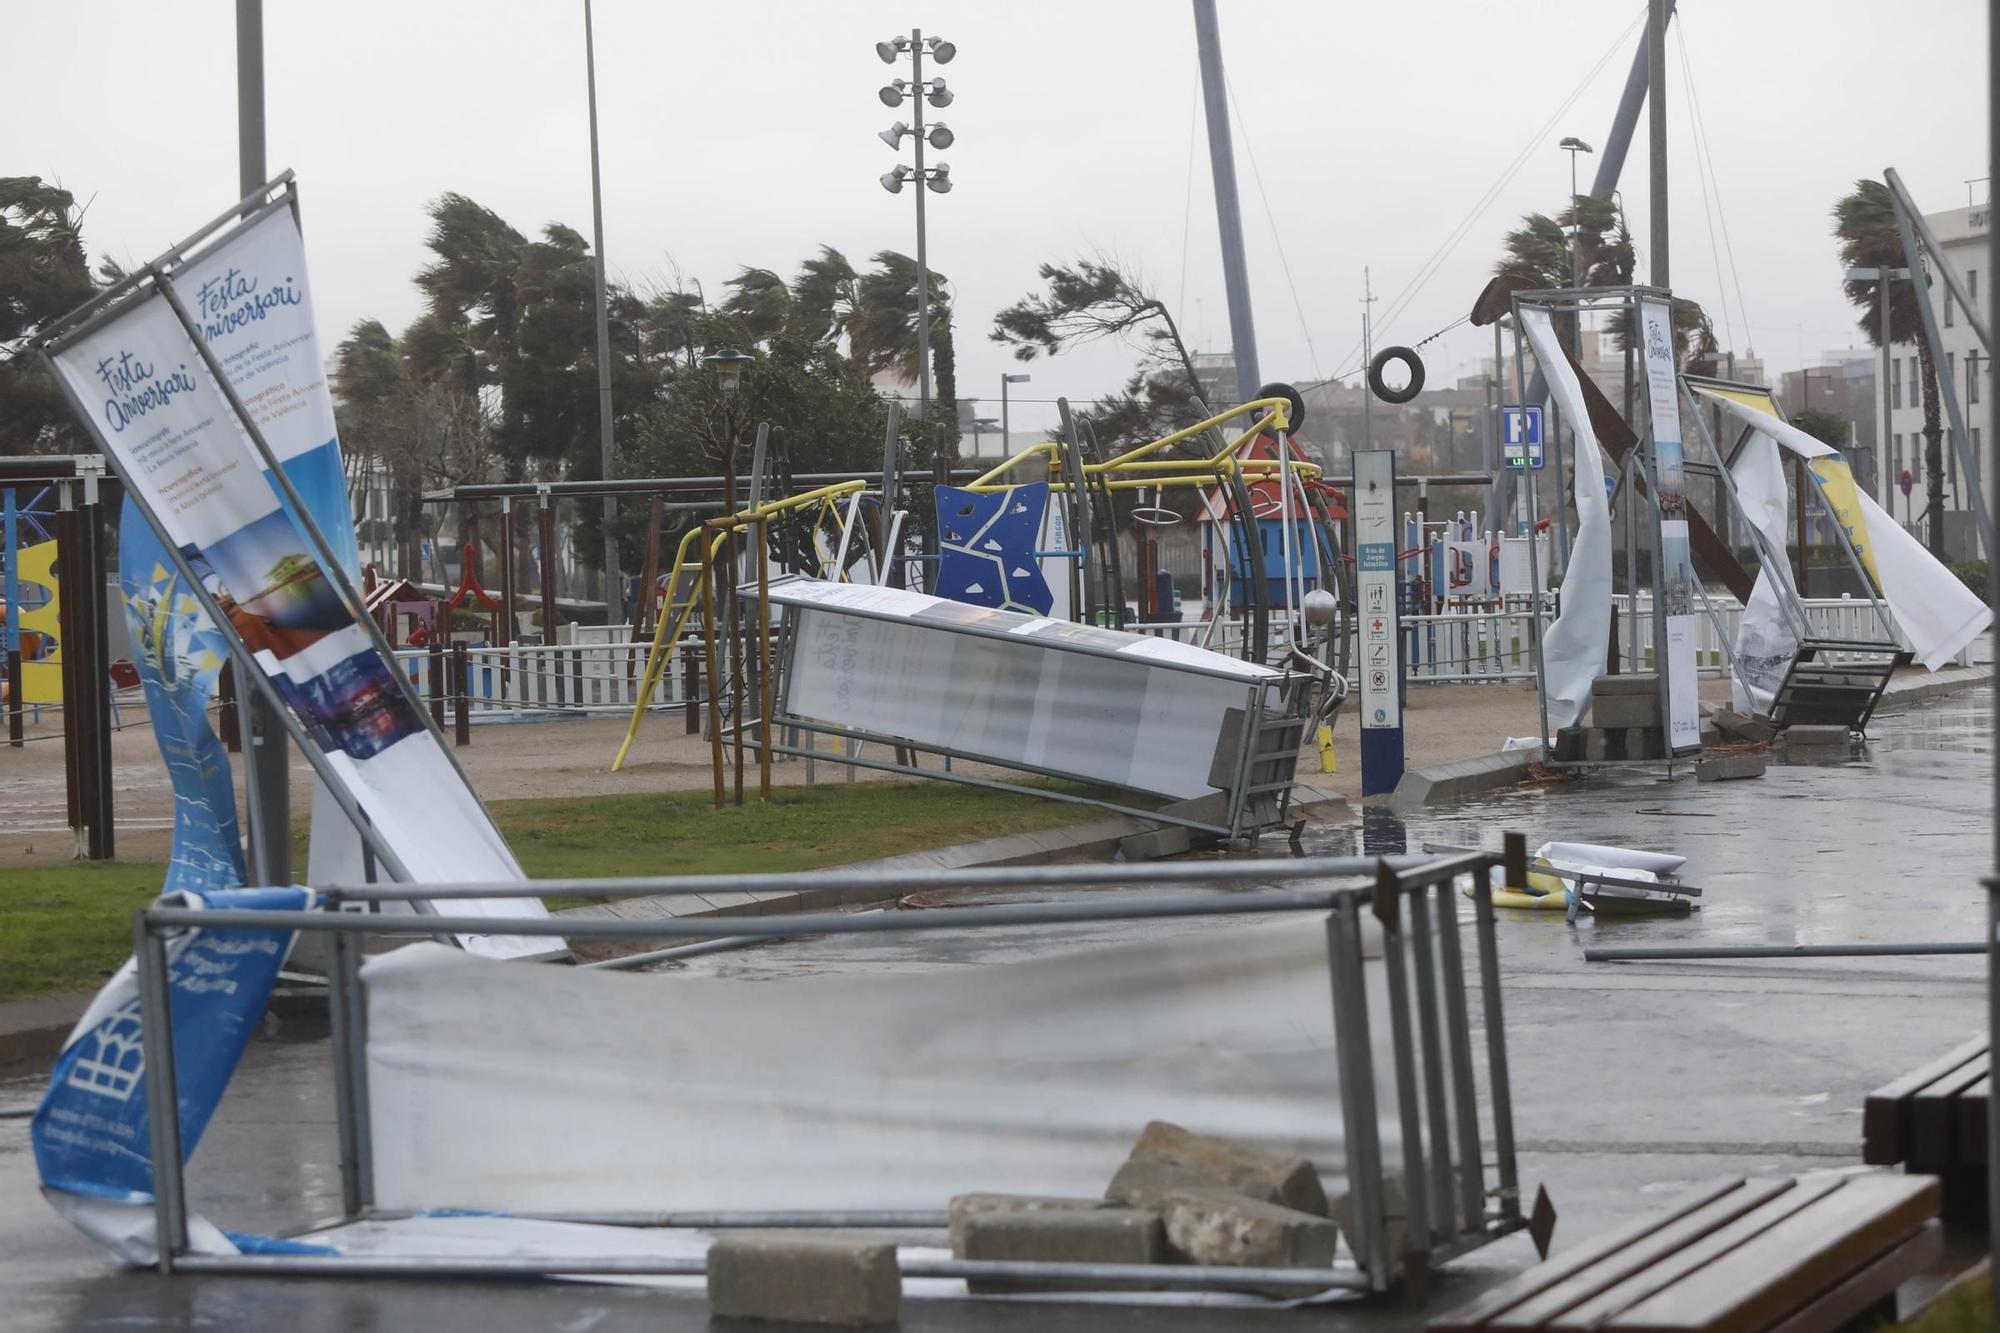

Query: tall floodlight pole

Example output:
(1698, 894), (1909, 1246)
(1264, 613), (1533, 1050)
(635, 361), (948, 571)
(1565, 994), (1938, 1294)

(1361, 268), (1376, 453)
(1191, 0), (1260, 405)
(877, 32), (956, 561)
(235, 0), (288, 888)
(585, 0), (620, 622)
(1648, 0), (1670, 288)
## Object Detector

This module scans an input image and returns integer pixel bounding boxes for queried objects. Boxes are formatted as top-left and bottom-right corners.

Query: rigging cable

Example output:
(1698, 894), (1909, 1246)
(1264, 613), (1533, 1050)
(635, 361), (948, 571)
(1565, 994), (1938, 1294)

(1224, 72), (1325, 385)
(1676, 15), (1755, 349)
(1310, 4), (1648, 389)
(1675, 20), (1737, 351)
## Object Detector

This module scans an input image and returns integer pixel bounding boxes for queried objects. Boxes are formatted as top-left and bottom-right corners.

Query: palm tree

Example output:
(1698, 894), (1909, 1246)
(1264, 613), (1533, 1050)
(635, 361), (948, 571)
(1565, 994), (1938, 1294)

(720, 267), (793, 341)
(850, 249), (955, 410)
(1836, 178), (1945, 556)
(789, 246), (861, 347)
(1493, 195), (1715, 370)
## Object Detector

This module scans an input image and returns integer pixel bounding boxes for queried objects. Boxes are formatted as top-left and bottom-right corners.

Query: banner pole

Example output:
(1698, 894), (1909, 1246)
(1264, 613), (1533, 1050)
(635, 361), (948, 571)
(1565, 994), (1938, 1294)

(39, 352), (417, 886)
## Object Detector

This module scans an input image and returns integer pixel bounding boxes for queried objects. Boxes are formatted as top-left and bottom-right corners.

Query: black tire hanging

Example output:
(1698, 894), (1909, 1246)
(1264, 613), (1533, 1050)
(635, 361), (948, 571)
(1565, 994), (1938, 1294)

(1367, 346), (1425, 405)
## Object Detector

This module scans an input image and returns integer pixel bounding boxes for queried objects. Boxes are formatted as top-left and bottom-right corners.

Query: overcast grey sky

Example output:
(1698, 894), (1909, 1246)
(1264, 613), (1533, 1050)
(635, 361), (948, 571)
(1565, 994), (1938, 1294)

(9, 1), (1988, 436)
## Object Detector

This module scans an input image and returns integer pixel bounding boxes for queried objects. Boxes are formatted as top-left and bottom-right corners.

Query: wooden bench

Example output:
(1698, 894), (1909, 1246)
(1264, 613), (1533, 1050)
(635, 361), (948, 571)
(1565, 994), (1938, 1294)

(1430, 1174), (1939, 1333)
(1864, 1037), (1987, 1221)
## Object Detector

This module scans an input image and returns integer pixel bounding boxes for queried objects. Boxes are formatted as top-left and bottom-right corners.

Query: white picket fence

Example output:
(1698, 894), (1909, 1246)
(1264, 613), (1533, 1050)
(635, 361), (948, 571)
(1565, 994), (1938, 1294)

(389, 637), (706, 721)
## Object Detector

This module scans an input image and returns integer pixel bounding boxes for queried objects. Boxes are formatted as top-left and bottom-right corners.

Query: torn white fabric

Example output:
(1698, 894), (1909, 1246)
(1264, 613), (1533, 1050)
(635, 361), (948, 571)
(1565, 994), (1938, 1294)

(1723, 425), (1800, 713)
(361, 915), (1397, 1216)
(1699, 391), (1991, 672)
(1519, 309), (1614, 730)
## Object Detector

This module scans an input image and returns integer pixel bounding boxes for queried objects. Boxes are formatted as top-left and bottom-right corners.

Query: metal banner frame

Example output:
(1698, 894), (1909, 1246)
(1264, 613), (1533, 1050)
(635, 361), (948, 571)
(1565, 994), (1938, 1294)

(31, 174), (508, 889)
(129, 846), (1527, 1296)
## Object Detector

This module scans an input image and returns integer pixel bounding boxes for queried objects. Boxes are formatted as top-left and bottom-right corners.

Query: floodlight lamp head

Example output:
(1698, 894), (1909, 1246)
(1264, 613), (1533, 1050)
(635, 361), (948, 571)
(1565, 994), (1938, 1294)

(925, 162), (951, 193)
(879, 165), (912, 194)
(926, 37), (956, 63)
(927, 123), (953, 150)
(875, 38), (906, 64)
(879, 121), (909, 148)
(926, 79), (953, 108)
(701, 347), (754, 397)
(878, 80), (908, 107)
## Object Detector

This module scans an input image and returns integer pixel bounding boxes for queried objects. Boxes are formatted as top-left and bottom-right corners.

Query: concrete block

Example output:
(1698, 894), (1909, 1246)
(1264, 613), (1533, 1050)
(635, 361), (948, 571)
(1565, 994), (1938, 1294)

(957, 1206), (1164, 1293)
(1591, 691), (1662, 730)
(1118, 825), (1192, 862)
(1583, 728), (1612, 762)
(707, 1231), (899, 1326)
(1552, 728), (1588, 763)
(1161, 1186), (1339, 1269)
(1592, 672), (1659, 696)
(1113, 1120), (1328, 1218)
(947, 1193), (1106, 1254)
(1620, 727), (1664, 761)
(1782, 723), (1852, 748)
(1696, 752), (1766, 782)
(1711, 708), (1776, 744)
(1107, 1159), (1285, 1211)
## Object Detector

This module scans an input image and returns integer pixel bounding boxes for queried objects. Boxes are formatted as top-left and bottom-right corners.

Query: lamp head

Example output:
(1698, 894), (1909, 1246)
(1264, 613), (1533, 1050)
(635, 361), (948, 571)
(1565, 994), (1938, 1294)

(1558, 136), (1594, 154)
(926, 36), (956, 63)
(926, 123), (953, 150)
(925, 78), (953, 108)
(875, 37), (905, 64)
(925, 162), (952, 194)
(879, 121), (908, 148)
(879, 164), (912, 194)
(877, 80), (907, 108)
(701, 347), (754, 397)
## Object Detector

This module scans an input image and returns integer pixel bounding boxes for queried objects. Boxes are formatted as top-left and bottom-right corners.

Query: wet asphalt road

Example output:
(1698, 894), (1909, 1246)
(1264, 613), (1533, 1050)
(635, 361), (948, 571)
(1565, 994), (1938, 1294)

(0, 692), (1990, 1330)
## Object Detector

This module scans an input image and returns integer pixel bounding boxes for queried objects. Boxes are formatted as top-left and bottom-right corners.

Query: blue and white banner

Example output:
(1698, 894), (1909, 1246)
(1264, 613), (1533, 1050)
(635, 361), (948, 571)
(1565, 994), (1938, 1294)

(31, 887), (308, 1264)
(50, 204), (552, 961)
(118, 514), (244, 894)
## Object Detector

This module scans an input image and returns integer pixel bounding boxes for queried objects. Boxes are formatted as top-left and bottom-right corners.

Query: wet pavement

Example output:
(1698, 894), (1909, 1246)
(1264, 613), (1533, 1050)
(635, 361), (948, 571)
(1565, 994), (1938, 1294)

(1, 693), (1990, 1329)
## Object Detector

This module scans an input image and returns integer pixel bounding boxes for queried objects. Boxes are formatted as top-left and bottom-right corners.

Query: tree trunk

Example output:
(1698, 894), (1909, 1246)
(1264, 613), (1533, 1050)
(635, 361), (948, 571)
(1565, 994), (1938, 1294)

(1918, 338), (1947, 558)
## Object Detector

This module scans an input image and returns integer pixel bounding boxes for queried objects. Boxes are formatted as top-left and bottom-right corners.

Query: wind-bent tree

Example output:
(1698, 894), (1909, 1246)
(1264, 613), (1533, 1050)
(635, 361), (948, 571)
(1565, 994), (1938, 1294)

(1492, 196), (1715, 368)
(850, 249), (956, 444)
(991, 256), (1201, 399)
(0, 177), (111, 455)
(1836, 178), (1946, 556)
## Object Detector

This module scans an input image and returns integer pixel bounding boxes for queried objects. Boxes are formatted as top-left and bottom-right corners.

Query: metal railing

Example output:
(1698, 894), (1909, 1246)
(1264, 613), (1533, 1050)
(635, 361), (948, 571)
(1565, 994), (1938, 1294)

(133, 843), (1530, 1297)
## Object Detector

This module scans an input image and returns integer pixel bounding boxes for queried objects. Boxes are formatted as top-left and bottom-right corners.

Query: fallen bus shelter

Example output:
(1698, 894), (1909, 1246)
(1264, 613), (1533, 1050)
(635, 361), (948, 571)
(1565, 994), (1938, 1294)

(118, 844), (1535, 1303)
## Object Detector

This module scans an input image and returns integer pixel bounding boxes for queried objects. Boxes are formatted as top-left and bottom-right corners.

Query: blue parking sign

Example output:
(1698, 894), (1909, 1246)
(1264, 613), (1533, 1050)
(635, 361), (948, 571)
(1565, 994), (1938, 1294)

(1502, 406), (1544, 469)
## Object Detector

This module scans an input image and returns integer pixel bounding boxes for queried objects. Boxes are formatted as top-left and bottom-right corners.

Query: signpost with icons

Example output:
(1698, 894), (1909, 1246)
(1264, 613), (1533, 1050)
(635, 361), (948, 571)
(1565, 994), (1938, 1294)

(1353, 449), (1403, 796)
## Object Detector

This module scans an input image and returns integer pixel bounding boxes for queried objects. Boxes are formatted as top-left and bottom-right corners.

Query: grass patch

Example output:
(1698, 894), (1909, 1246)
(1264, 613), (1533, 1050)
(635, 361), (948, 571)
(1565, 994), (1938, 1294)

(1, 861), (167, 1002)
(3, 781), (1115, 1002)
(1903, 1273), (1997, 1333)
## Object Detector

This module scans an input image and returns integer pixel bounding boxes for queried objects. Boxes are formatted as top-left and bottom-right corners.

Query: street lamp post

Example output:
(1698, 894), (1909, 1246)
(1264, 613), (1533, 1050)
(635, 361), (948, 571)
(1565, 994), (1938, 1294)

(1001, 371), (1029, 456)
(877, 31), (957, 560)
(1559, 136), (1595, 295)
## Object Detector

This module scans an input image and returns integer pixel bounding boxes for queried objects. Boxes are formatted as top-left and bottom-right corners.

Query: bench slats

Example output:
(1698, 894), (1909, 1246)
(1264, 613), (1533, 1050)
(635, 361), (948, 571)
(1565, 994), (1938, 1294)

(1911, 1062), (1989, 1170)
(1863, 1037), (1986, 1165)
(1604, 1174), (1939, 1333)
(1763, 1221), (1941, 1333)
(1958, 1075), (1990, 1166)
(1487, 1180), (1807, 1330)
(1543, 1177), (1848, 1329)
(1428, 1178), (1751, 1333)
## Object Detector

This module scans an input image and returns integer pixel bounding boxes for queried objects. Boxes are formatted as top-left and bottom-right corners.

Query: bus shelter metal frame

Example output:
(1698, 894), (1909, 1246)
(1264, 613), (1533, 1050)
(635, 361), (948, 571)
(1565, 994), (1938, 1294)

(131, 843), (1532, 1298)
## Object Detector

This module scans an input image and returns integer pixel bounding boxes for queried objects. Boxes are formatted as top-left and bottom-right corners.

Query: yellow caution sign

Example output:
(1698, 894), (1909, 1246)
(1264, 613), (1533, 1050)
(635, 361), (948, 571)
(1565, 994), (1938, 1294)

(1315, 722), (1337, 773)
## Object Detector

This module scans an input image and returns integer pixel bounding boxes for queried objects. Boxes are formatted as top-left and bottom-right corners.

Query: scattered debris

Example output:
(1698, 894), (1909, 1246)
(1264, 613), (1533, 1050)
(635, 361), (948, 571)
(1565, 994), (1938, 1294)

(707, 1231), (901, 1327)
(1110, 1120), (1329, 1218)
(1696, 752), (1767, 783)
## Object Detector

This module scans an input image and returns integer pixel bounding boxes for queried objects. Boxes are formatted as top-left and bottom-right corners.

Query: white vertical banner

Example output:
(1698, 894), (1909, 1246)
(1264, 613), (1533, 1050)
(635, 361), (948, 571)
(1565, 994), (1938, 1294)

(1637, 298), (1701, 752)
(166, 203), (371, 882)
(51, 275), (551, 960)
